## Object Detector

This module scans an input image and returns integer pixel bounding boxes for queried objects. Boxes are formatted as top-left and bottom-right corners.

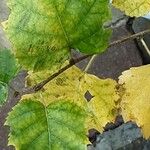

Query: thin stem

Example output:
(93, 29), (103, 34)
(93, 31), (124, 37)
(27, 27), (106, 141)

(84, 55), (97, 72)
(108, 29), (150, 48)
(23, 55), (91, 94)
(140, 38), (150, 56)
(22, 29), (150, 95)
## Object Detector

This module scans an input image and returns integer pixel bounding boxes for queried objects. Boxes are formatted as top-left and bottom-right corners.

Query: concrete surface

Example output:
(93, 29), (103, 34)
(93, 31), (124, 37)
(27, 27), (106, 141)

(132, 17), (150, 64)
(88, 122), (150, 150)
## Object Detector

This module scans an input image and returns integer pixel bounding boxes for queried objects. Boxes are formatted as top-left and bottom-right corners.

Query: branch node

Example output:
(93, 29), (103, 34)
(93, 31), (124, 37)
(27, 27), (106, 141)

(69, 58), (76, 65)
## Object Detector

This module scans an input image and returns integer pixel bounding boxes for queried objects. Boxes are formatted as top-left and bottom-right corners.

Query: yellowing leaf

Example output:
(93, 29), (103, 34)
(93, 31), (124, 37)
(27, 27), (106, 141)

(80, 74), (119, 131)
(6, 99), (87, 150)
(119, 65), (150, 139)
(112, 0), (150, 17)
(24, 65), (119, 133)
(24, 65), (86, 107)
(5, 0), (111, 71)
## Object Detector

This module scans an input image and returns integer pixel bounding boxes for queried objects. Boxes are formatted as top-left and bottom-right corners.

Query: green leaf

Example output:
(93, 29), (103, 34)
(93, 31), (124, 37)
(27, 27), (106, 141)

(0, 81), (8, 106)
(112, 0), (150, 17)
(0, 49), (19, 84)
(6, 99), (87, 150)
(5, 0), (111, 71)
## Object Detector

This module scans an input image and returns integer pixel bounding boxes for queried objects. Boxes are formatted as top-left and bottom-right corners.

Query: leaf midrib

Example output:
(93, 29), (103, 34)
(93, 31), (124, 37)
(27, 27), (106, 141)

(53, 3), (71, 49)
(44, 106), (51, 150)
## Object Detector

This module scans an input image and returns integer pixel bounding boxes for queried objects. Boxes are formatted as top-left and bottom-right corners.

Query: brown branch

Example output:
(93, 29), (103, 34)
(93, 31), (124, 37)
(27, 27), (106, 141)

(23, 29), (150, 94)
(23, 55), (91, 94)
(108, 29), (150, 48)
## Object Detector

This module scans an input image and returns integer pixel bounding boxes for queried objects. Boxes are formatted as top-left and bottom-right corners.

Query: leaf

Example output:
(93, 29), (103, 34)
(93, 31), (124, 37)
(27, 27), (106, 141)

(112, 0), (150, 17)
(80, 74), (119, 131)
(6, 99), (87, 150)
(5, 0), (111, 71)
(0, 81), (8, 106)
(0, 49), (19, 84)
(25, 65), (119, 132)
(0, 49), (19, 106)
(119, 65), (150, 139)
(24, 65), (86, 107)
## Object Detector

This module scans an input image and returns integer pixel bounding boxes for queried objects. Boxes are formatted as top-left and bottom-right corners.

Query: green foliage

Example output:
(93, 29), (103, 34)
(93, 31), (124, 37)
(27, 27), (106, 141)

(5, 0), (111, 71)
(0, 49), (18, 106)
(24, 66), (119, 132)
(2, 0), (150, 149)
(6, 99), (87, 150)
(0, 82), (8, 106)
(0, 49), (18, 84)
(6, 64), (150, 149)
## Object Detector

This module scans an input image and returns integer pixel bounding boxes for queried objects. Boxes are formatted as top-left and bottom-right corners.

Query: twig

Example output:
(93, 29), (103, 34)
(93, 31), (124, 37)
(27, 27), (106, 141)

(23, 29), (150, 94)
(84, 55), (97, 72)
(140, 38), (150, 56)
(23, 55), (91, 94)
(108, 29), (150, 48)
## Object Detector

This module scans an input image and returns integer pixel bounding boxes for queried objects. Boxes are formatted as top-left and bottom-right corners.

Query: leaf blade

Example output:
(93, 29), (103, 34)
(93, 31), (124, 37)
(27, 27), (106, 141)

(24, 65), (119, 132)
(0, 82), (8, 106)
(6, 99), (87, 150)
(113, 0), (150, 17)
(80, 74), (119, 131)
(0, 49), (19, 84)
(119, 64), (150, 139)
(5, 0), (111, 71)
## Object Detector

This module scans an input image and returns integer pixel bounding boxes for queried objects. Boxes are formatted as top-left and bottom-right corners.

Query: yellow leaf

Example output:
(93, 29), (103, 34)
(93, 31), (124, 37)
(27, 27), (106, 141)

(119, 65), (150, 139)
(112, 0), (150, 17)
(80, 74), (119, 131)
(24, 65), (119, 133)
(24, 65), (86, 107)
